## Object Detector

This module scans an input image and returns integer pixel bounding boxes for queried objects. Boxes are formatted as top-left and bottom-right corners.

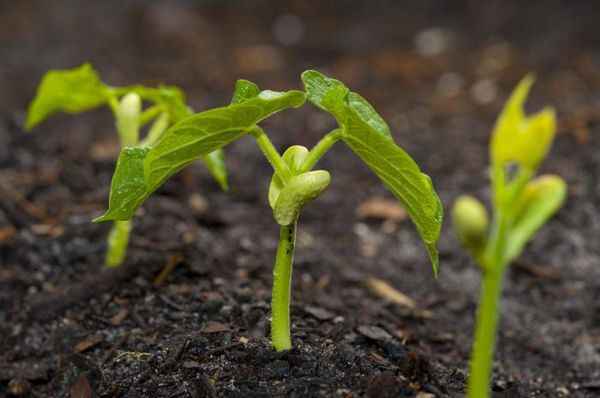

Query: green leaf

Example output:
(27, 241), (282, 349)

(505, 175), (566, 263)
(97, 89), (306, 221)
(302, 70), (443, 275)
(26, 63), (111, 130)
(94, 146), (150, 222)
(491, 75), (556, 170)
(231, 79), (261, 104)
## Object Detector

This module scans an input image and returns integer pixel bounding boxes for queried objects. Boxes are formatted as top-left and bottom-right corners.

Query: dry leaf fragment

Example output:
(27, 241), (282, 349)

(364, 277), (416, 309)
(356, 197), (407, 221)
(200, 321), (231, 334)
(74, 334), (104, 353)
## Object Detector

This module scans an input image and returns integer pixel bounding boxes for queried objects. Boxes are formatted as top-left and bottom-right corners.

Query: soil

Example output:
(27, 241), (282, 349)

(1, 1), (599, 397)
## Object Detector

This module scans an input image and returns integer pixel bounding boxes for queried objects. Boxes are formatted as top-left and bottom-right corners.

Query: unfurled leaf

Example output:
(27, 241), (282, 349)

(505, 175), (566, 263)
(26, 63), (111, 130)
(273, 170), (331, 226)
(491, 76), (556, 170)
(97, 89), (305, 221)
(302, 70), (443, 275)
(94, 146), (149, 222)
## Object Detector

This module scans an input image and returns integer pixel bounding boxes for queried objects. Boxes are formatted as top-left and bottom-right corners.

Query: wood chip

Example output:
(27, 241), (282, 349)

(8, 378), (31, 396)
(154, 252), (183, 286)
(109, 308), (129, 326)
(69, 372), (93, 398)
(364, 277), (416, 309)
(200, 321), (231, 334)
(74, 334), (104, 353)
(357, 325), (392, 341)
(303, 306), (335, 321)
(356, 197), (407, 221)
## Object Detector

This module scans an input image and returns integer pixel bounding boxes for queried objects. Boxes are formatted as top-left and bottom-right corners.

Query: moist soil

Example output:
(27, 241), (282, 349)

(1, 1), (599, 397)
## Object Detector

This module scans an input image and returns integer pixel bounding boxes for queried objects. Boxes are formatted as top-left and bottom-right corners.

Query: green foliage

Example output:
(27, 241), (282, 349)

(26, 63), (229, 190)
(451, 76), (567, 398)
(26, 63), (111, 130)
(95, 88), (305, 222)
(301, 70), (443, 275)
(505, 175), (566, 263)
(95, 70), (443, 352)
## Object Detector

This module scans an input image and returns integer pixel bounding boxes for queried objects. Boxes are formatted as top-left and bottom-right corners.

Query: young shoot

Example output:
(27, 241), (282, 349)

(95, 71), (443, 351)
(452, 76), (566, 397)
(26, 63), (228, 267)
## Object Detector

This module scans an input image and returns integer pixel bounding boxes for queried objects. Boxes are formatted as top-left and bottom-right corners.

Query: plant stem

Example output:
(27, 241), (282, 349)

(251, 127), (291, 182)
(105, 220), (132, 267)
(271, 222), (297, 351)
(467, 265), (505, 398)
(469, 210), (509, 397)
(299, 129), (342, 173)
(141, 112), (169, 147)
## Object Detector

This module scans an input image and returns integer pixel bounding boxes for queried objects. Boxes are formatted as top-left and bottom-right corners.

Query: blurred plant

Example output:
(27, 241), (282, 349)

(95, 70), (443, 351)
(26, 63), (228, 267)
(452, 76), (566, 397)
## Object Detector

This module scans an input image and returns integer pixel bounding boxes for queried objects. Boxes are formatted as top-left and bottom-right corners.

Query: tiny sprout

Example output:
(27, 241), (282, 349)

(95, 71), (443, 351)
(453, 76), (566, 397)
(26, 63), (229, 267)
(452, 195), (489, 257)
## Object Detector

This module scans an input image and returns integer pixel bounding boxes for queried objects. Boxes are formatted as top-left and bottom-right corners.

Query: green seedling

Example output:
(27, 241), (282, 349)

(26, 63), (228, 267)
(95, 70), (443, 351)
(452, 76), (566, 397)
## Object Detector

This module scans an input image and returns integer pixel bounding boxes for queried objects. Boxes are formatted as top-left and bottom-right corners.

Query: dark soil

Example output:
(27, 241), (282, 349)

(1, 1), (599, 397)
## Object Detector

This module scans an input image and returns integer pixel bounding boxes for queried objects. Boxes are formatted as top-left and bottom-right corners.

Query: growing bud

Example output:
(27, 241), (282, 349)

(117, 92), (142, 147)
(452, 195), (489, 253)
(268, 145), (309, 208)
(274, 170), (331, 225)
(491, 75), (556, 170)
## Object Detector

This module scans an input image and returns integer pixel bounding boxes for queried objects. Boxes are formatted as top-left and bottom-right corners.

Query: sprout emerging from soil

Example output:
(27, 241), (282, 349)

(25, 63), (228, 267)
(95, 70), (443, 351)
(452, 76), (566, 397)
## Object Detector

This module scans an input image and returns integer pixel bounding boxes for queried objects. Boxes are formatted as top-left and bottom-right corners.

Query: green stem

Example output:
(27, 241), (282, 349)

(469, 208), (509, 396)
(299, 129), (342, 173)
(467, 265), (505, 398)
(105, 220), (132, 267)
(139, 105), (164, 127)
(271, 222), (297, 351)
(251, 127), (291, 181)
(140, 112), (169, 147)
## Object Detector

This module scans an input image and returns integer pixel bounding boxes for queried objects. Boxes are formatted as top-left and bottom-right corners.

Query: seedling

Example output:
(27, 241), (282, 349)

(26, 63), (228, 267)
(452, 76), (566, 397)
(95, 70), (443, 351)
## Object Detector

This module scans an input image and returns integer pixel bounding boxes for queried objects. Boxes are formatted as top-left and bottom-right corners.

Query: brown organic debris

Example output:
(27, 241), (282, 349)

(356, 197), (407, 221)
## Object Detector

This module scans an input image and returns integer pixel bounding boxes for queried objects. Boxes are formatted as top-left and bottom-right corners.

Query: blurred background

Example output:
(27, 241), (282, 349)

(1, 0), (599, 396)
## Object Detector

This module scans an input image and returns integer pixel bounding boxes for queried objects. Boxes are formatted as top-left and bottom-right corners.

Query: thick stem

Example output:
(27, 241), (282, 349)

(467, 266), (505, 398)
(251, 127), (291, 181)
(105, 220), (132, 267)
(298, 129), (342, 173)
(271, 222), (297, 351)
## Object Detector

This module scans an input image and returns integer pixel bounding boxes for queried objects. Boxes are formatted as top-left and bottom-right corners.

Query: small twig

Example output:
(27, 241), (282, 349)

(0, 171), (48, 222)
(100, 334), (129, 365)
(154, 252), (183, 285)
(199, 342), (242, 361)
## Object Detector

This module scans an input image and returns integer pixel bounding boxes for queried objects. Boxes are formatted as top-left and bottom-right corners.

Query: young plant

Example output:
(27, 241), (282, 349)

(26, 63), (228, 267)
(452, 76), (566, 397)
(95, 70), (443, 351)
